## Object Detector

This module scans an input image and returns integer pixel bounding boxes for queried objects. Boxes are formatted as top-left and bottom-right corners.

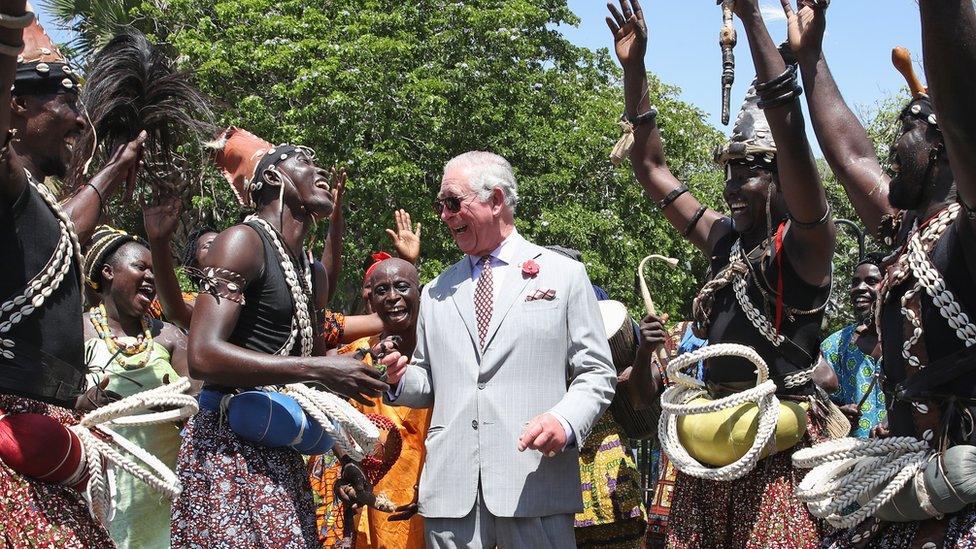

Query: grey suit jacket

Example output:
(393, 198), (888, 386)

(389, 233), (616, 518)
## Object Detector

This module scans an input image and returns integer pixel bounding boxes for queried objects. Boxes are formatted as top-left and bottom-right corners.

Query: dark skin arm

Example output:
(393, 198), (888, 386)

(0, 0), (28, 202)
(156, 321), (202, 394)
(143, 196), (193, 330)
(625, 313), (667, 409)
(735, 0), (835, 286)
(783, 0), (894, 236)
(321, 168), (346, 303)
(607, 0), (728, 256)
(187, 225), (389, 405)
(60, 132), (147, 244)
(919, 0), (976, 220)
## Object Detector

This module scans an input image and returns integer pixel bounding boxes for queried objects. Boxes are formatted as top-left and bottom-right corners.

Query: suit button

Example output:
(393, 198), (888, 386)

(477, 382), (486, 390)
(471, 420), (478, 429)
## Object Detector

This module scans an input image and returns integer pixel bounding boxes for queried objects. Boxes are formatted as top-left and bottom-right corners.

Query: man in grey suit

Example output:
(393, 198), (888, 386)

(384, 151), (617, 548)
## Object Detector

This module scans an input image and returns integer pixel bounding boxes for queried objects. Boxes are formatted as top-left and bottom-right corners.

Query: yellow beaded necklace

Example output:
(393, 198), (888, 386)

(89, 304), (154, 368)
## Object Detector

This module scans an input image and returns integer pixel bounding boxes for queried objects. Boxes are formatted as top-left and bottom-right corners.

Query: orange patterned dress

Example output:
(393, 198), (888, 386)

(308, 336), (431, 549)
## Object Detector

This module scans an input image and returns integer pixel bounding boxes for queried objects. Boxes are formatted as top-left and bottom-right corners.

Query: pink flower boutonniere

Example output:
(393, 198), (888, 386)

(521, 259), (540, 278)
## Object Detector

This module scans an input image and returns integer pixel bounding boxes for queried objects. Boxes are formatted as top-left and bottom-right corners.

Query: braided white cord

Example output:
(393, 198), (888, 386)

(284, 384), (379, 460)
(658, 343), (781, 481)
(0, 172), (83, 359)
(793, 437), (931, 528)
(74, 377), (199, 524)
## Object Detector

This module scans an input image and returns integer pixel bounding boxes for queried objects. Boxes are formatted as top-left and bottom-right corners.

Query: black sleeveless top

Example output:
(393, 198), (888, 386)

(880, 216), (976, 443)
(704, 231), (830, 396)
(204, 221), (314, 392)
(0, 182), (86, 406)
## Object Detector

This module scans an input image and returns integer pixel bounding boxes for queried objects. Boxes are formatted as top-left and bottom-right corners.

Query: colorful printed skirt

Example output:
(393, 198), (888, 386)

(822, 505), (976, 548)
(665, 448), (822, 549)
(0, 394), (114, 548)
(574, 413), (646, 548)
(170, 409), (318, 548)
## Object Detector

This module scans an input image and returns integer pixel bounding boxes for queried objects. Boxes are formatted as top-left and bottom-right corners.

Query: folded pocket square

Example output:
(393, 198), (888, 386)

(525, 289), (556, 301)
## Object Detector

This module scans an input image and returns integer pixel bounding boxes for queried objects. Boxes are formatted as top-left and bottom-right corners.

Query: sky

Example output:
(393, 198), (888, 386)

(35, 1), (925, 143)
(562, 0), (925, 138)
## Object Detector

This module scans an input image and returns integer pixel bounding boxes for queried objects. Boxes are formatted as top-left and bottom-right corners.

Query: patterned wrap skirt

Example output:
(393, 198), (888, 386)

(822, 505), (976, 547)
(170, 409), (318, 548)
(665, 408), (826, 549)
(0, 394), (114, 548)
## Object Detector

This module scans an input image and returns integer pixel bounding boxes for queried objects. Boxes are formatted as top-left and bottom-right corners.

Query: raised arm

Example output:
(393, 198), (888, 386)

(736, 0), (835, 286)
(919, 0), (976, 212)
(143, 195), (193, 329)
(0, 0), (28, 202)
(320, 167), (346, 302)
(784, 0), (893, 236)
(188, 225), (388, 405)
(607, 0), (728, 255)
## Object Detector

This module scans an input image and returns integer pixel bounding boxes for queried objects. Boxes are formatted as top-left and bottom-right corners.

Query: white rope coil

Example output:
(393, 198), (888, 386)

(658, 343), (781, 481)
(793, 437), (931, 528)
(75, 377), (199, 524)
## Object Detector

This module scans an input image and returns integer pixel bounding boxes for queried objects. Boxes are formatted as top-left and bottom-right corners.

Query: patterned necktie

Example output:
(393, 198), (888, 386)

(474, 255), (494, 348)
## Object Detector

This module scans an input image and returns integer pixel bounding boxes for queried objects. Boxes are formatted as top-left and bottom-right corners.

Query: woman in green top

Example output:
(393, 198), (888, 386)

(82, 225), (196, 549)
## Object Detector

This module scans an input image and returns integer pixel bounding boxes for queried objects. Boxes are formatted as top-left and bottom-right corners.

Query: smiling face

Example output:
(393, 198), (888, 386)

(850, 262), (883, 319)
(438, 166), (509, 256)
(100, 242), (156, 319)
(886, 114), (942, 210)
(14, 91), (84, 179)
(367, 259), (420, 334)
(723, 162), (782, 234)
(261, 151), (334, 219)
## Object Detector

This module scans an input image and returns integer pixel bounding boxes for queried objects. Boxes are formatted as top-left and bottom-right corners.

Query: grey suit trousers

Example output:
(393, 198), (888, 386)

(424, 488), (576, 549)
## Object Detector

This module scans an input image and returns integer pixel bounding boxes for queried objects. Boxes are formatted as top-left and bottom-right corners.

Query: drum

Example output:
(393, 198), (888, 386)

(598, 300), (660, 440)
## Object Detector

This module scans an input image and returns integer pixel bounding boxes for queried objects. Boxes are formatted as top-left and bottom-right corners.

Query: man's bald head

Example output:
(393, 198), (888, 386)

(366, 258), (419, 288)
(368, 258), (421, 334)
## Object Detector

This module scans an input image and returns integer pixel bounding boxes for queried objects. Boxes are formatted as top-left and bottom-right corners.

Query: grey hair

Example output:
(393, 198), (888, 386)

(444, 151), (518, 211)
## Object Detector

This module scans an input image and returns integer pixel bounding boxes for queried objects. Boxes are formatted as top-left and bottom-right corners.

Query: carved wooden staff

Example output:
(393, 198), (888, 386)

(720, 0), (737, 125)
(638, 254), (680, 364)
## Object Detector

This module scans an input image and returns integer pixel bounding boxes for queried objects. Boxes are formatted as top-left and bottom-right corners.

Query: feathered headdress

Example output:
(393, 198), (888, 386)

(68, 30), (214, 192)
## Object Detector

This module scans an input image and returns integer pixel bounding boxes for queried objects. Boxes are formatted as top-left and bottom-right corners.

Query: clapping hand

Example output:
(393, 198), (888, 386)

(142, 194), (181, 242)
(385, 209), (422, 264)
(329, 167), (347, 230)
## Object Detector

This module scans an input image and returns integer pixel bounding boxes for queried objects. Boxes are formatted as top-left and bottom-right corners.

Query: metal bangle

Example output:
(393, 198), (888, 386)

(626, 106), (659, 127)
(758, 86), (803, 110)
(0, 11), (34, 29)
(789, 203), (832, 229)
(755, 64), (797, 93)
(658, 185), (689, 210)
(0, 39), (23, 57)
(683, 206), (708, 237)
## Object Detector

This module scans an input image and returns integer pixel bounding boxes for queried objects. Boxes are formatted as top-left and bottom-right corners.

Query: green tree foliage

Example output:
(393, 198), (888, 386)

(102, 0), (728, 316)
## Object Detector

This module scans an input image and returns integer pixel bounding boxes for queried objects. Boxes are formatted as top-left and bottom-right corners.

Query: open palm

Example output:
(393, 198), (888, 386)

(606, 0), (647, 69)
(781, 0), (826, 58)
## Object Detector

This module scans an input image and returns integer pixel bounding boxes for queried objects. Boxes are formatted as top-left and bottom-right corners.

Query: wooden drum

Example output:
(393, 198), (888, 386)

(598, 300), (660, 440)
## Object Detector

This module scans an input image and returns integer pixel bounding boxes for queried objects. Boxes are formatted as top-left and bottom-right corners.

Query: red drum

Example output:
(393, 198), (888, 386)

(0, 412), (89, 490)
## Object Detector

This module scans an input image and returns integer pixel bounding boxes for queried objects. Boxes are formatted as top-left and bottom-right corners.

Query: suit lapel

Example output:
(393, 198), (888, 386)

(448, 258), (480, 350)
(483, 239), (541, 350)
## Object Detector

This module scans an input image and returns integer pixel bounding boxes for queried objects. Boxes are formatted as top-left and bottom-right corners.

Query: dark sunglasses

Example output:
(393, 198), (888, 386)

(432, 193), (474, 215)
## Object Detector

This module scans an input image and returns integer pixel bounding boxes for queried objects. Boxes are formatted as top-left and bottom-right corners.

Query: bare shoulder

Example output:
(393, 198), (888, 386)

(153, 319), (187, 352)
(201, 224), (266, 283)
